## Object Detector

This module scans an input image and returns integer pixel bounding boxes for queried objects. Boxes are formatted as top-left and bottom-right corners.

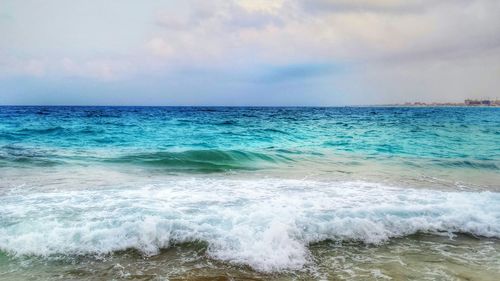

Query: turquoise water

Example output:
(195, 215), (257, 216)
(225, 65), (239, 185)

(1, 107), (498, 177)
(0, 106), (499, 280)
(1, 106), (499, 159)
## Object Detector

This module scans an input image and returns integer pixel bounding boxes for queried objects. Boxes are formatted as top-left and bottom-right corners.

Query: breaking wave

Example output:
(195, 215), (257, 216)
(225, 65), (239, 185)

(105, 149), (292, 172)
(0, 179), (499, 272)
(0, 146), (293, 171)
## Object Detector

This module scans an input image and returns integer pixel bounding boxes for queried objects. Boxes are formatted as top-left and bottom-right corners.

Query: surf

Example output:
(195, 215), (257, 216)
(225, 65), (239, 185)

(1, 178), (498, 272)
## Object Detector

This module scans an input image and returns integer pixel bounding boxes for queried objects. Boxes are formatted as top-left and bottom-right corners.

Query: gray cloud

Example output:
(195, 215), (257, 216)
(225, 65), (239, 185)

(295, 0), (472, 14)
(2, 0), (500, 105)
(255, 63), (341, 83)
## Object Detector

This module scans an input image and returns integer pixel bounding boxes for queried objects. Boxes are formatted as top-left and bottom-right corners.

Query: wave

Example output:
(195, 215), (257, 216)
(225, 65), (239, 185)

(17, 126), (67, 135)
(0, 147), (292, 171)
(434, 159), (499, 170)
(0, 155), (61, 167)
(0, 146), (62, 167)
(0, 179), (498, 272)
(0, 126), (106, 140)
(104, 149), (291, 172)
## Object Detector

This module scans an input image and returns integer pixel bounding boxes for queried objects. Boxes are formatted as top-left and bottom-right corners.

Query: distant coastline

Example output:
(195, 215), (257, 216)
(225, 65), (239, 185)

(383, 99), (500, 107)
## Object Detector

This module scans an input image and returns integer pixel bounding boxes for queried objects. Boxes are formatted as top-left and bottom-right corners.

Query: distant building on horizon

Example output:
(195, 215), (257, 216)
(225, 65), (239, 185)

(464, 99), (500, 106)
(393, 98), (499, 107)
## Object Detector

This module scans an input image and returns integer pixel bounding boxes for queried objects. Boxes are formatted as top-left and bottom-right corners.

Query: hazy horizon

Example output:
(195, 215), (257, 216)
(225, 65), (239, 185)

(1, 0), (500, 106)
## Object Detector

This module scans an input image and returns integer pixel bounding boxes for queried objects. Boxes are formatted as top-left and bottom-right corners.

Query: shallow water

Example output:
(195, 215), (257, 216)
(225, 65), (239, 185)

(0, 106), (499, 280)
(1, 234), (499, 280)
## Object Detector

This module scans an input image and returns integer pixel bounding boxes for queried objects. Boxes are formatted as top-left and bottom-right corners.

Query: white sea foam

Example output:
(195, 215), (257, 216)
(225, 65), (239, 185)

(0, 178), (499, 272)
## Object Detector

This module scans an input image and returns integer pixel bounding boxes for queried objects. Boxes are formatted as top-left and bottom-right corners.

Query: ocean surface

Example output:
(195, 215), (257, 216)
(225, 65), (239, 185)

(0, 106), (499, 280)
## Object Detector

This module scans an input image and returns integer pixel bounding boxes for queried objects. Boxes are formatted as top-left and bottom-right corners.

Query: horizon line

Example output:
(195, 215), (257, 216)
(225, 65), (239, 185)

(0, 104), (477, 108)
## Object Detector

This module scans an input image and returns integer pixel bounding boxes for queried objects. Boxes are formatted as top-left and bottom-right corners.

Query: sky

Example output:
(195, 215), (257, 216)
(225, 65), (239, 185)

(1, 0), (500, 106)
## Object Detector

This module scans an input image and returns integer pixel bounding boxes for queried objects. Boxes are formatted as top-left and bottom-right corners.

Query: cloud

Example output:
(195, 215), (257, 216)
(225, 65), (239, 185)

(256, 63), (341, 83)
(1, 0), (500, 104)
(297, 0), (427, 14)
(146, 38), (174, 58)
(0, 57), (134, 81)
(237, 0), (285, 13)
(145, 0), (500, 67)
(24, 60), (46, 77)
(0, 58), (46, 77)
(60, 58), (135, 80)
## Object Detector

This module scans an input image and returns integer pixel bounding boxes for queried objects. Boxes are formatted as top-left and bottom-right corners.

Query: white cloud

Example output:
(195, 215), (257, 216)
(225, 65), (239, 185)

(0, 58), (46, 77)
(146, 38), (174, 58)
(82, 59), (134, 80)
(237, 0), (285, 13)
(23, 57), (134, 80)
(24, 60), (46, 77)
(145, 0), (500, 65)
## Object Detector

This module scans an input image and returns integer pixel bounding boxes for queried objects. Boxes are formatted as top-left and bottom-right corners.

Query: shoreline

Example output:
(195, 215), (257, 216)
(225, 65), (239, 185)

(1, 233), (499, 280)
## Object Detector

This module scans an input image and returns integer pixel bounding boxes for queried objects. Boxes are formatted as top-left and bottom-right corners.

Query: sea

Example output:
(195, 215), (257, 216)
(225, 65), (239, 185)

(0, 106), (499, 280)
